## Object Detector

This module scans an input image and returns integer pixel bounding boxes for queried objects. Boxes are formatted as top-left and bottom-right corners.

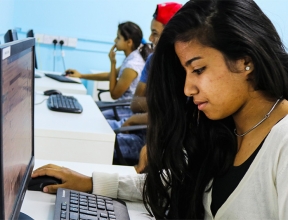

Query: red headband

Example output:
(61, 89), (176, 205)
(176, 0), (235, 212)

(155, 2), (182, 25)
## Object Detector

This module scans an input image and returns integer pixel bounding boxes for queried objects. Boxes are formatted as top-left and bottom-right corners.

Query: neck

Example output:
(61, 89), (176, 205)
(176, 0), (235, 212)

(124, 48), (133, 57)
(233, 95), (280, 136)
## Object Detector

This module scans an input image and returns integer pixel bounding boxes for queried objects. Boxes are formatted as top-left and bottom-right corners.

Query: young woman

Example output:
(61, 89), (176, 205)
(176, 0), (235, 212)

(144, 0), (288, 219)
(66, 21), (152, 119)
(32, 0), (288, 219)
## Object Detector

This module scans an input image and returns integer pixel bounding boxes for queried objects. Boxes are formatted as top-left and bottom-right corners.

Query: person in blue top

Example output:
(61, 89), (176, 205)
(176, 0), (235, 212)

(108, 2), (182, 172)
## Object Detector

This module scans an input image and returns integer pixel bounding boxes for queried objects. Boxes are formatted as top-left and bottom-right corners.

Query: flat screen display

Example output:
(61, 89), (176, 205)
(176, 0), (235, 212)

(0, 38), (34, 220)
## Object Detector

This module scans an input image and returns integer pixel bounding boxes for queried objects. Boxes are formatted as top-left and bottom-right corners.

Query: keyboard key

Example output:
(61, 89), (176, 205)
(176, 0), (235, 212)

(79, 213), (98, 220)
(97, 204), (106, 210)
(100, 213), (108, 218)
(80, 209), (97, 216)
(69, 212), (78, 220)
(106, 204), (114, 211)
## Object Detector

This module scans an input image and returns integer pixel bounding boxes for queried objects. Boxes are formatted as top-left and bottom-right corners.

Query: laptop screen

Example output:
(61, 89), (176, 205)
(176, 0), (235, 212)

(0, 38), (35, 220)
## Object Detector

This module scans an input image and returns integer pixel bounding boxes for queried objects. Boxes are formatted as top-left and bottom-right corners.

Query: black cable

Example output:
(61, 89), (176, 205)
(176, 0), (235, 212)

(52, 39), (58, 71)
(59, 40), (66, 71)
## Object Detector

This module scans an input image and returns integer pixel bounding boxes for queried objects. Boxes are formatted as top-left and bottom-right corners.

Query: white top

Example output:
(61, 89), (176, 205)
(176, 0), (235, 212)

(117, 50), (145, 100)
(91, 115), (288, 219)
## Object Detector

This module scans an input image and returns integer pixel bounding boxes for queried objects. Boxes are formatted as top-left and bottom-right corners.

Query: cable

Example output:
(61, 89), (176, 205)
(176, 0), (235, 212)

(34, 98), (48, 105)
(59, 40), (66, 71)
(53, 39), (58, 71)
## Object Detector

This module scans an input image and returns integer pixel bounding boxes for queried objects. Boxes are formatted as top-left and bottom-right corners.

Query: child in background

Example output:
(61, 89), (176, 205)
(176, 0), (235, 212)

(66, 21), (152, 119)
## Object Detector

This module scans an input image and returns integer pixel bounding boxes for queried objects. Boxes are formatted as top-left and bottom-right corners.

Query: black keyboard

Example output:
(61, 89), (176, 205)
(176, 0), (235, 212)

(54, 188), (130, 220)
(45, 73), (80, 83)
(47, 94), (83, 113)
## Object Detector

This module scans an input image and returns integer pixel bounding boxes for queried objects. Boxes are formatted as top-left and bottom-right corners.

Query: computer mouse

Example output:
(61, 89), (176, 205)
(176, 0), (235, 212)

(63, 70), (73, 76)
(28, 175), (62, 191)
(43, 89), (62, 96)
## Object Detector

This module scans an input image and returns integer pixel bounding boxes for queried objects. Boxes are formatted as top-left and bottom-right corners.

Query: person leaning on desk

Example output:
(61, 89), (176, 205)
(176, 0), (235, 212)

(66, 21), (152, 120)
(32, 0), (288, 219)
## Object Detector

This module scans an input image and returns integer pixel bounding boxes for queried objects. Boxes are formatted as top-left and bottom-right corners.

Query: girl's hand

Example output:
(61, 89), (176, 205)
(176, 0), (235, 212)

(108, 45), (117, 64)
(65, 69), (82, 78)
(31, 164), (92, 194)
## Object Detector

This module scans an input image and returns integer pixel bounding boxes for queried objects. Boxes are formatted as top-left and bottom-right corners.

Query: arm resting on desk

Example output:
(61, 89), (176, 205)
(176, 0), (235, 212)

(67, 69), (112, 81)
(92, 172), (145, 202)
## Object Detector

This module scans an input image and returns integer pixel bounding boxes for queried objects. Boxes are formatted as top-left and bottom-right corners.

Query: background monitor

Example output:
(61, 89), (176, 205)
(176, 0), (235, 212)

(4, 29), (18, 43)
(0, 38), (35, 220)
(26, 29), (38, 69)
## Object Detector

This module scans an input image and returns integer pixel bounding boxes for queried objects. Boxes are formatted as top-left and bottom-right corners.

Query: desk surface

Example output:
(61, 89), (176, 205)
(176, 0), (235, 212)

(34, 93), (115, 164)
(21, 159), (152, 220)
(35, 70), (87, 95)
(35, 93), (114, 141)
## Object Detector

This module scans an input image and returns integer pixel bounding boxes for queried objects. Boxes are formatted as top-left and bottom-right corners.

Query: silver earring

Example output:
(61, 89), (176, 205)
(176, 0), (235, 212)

(245, 66), (250, 71)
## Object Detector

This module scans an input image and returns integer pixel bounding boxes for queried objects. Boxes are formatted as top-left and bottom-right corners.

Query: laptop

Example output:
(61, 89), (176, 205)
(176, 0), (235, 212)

(0, 39), (35, 219)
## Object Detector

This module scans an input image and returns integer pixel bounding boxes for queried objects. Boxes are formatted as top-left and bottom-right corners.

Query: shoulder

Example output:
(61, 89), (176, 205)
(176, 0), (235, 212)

(269, 115), (288, 143)
(263, 115), (288, 162)
(146, 53), (154, 62)
(126, 50), (144, 62)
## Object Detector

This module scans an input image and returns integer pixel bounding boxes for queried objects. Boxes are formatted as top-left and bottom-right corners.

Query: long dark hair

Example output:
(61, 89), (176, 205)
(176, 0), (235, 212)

(144, 0), (288, 219)
(118, 21), (153, 61)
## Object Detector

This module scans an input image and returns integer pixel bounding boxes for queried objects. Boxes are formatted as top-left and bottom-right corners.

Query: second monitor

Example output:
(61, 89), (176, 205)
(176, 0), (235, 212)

(4, 29), (18, 43)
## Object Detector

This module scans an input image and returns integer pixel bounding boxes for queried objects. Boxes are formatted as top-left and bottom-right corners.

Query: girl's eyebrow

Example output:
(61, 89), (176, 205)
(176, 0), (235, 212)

(185, 56), (202, 67)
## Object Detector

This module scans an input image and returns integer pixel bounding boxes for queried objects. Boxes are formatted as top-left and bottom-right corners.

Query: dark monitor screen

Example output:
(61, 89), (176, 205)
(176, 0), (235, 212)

(26, 30), (38, 69)
(0, 38), (35, 220)
(4, 29), (18, 43)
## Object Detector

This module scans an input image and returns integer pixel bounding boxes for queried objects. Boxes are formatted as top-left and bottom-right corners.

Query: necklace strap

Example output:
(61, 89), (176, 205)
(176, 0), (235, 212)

(234, 98), (281, 137)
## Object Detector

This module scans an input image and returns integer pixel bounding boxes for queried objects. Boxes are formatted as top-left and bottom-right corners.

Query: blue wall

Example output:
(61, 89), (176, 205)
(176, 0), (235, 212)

(1, 0), (288, 94)
(0, 0), (15, 43)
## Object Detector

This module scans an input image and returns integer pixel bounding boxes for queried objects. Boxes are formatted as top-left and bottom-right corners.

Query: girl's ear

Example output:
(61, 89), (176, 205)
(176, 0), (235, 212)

(235, 56), (254, 75)
(127, 39), (133, 48)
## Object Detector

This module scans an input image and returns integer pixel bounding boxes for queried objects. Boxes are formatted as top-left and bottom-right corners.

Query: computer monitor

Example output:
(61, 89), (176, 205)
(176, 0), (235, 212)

(4, 29), (18, 43)
(26, 30), (38, 69)
(0, 38), (35, 219)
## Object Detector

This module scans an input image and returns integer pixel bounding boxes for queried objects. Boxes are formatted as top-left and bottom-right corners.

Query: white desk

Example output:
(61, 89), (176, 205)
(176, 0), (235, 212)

(21, 159), (152, 220)
(35, 70), (87, 95)
(34, 93), (115, 164)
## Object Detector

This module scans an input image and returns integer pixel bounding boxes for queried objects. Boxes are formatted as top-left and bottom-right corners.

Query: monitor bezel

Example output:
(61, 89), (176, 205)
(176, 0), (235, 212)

(0, 38), (35, 220)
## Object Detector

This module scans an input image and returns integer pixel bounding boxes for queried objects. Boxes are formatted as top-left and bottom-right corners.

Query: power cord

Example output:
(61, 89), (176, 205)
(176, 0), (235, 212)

(53, 39), (58, 71)
(34, 98), (48, 105)
(59, 40), (66, 71)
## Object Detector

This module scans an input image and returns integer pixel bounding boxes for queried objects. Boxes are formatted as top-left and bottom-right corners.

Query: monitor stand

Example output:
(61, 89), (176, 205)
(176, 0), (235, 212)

(34, 74), (41, 78)
(18, 212), (34, 220)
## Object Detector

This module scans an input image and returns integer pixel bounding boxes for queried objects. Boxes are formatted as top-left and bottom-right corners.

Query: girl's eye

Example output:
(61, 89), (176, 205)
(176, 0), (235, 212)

(152, 33), (158, 37)
(193, 66), (206, 75)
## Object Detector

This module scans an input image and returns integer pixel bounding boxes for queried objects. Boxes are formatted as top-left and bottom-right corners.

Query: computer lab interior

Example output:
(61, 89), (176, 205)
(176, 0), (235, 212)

(0, 0), (287, 219)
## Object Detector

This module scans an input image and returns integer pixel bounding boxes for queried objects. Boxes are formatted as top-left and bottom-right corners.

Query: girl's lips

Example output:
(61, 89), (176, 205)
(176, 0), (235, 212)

(195, 102), (207, 110)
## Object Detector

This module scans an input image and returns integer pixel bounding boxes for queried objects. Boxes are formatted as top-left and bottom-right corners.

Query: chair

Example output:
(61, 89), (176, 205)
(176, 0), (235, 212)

(97, 89), (110, 101)
(97, 99), (132, 121)
(113, 125), (147, 166)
